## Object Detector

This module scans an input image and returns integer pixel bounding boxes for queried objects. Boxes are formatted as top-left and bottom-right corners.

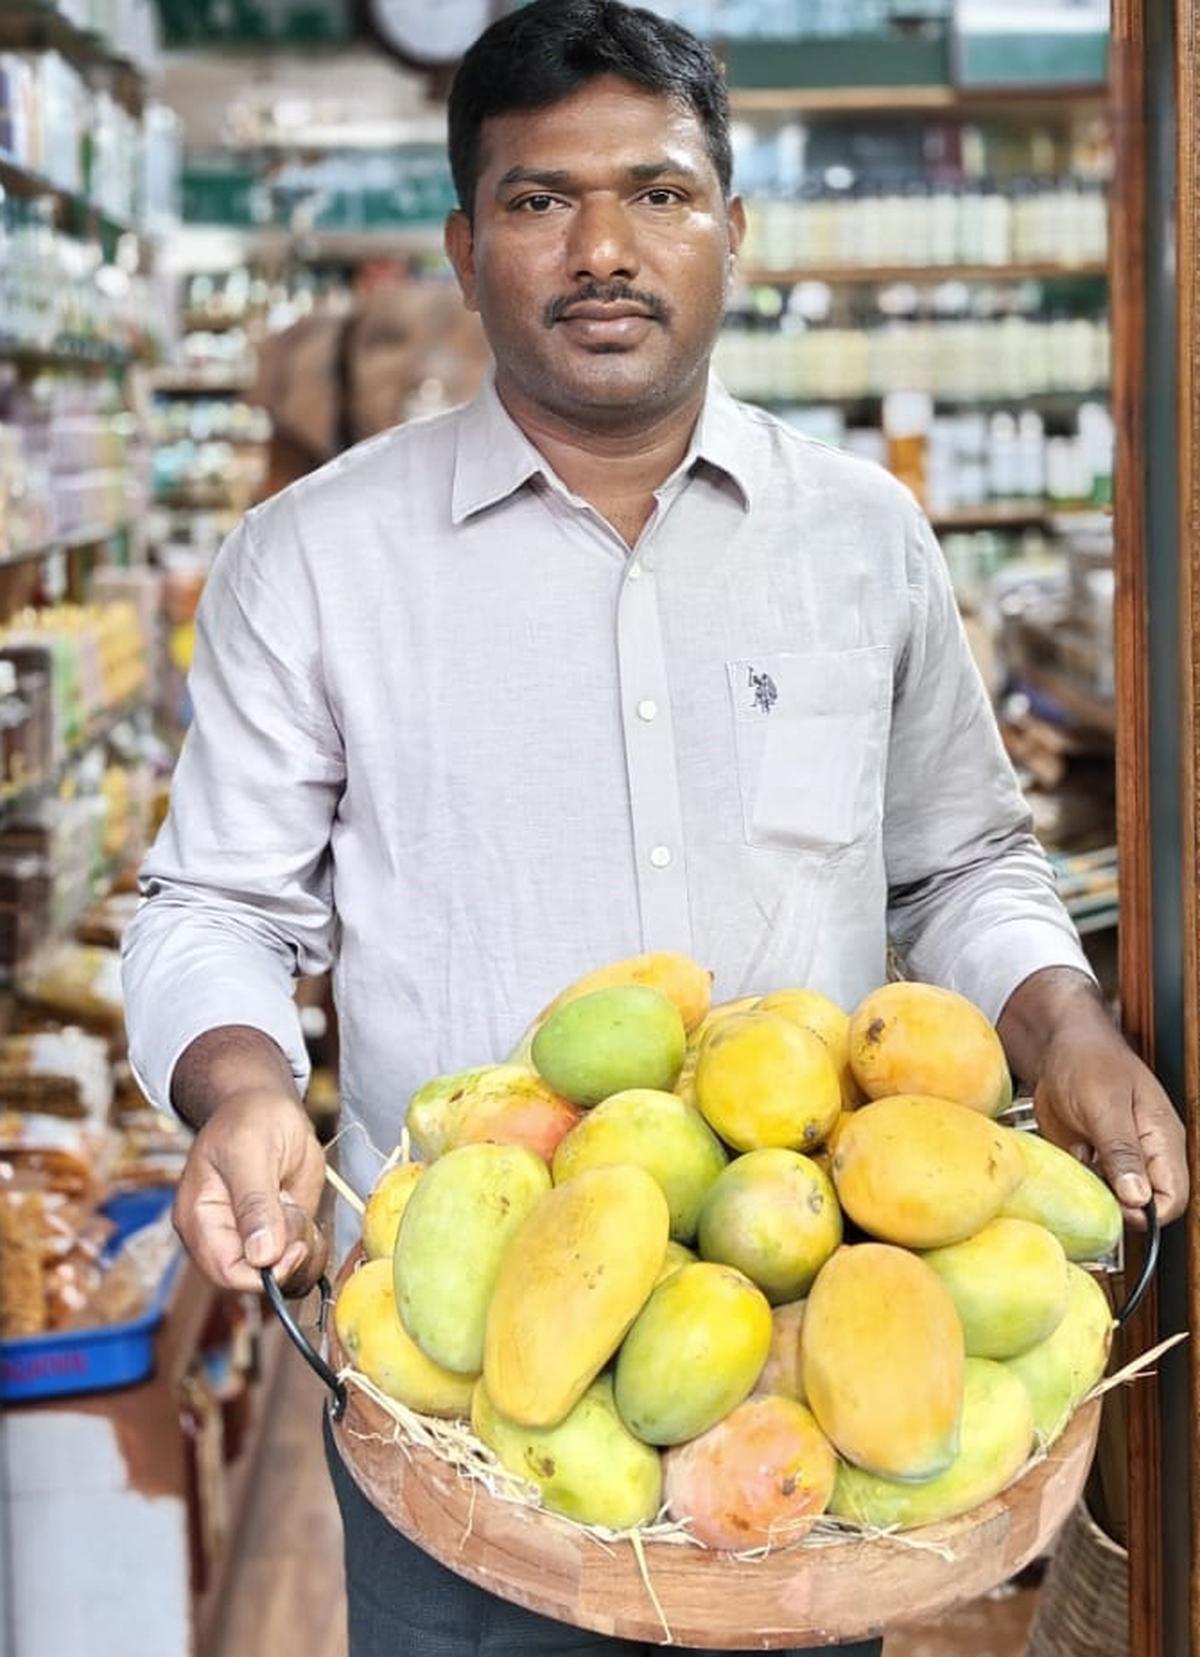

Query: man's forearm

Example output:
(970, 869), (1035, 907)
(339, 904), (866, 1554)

(995, 966), (1111, 1091)
(171, 1026), (301, 1131)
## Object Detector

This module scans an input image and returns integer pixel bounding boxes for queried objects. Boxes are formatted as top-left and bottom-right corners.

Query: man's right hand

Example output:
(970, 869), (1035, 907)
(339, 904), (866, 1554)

(172, 1088), (329, 1295)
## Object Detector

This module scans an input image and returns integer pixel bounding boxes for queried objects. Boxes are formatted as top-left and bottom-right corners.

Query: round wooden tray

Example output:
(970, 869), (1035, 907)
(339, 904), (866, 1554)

(321, 1258), (1102, 1650)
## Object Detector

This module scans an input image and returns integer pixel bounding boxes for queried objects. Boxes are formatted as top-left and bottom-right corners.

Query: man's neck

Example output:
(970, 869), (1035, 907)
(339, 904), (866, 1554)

(494, 372), (708, 547)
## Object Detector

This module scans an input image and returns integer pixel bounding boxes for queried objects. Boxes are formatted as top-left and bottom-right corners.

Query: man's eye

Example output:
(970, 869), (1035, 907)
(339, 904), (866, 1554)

(518, 194), (560, 213)
(643, 189), (683, 206)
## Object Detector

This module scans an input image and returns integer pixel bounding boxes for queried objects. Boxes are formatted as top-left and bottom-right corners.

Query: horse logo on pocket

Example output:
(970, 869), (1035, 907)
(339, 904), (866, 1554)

(747, 666), (779, 715)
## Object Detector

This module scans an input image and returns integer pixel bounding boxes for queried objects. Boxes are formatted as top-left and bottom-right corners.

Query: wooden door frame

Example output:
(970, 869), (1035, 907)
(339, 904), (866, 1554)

(1177, 0), (1200, 1639)
(1112, 1), (1196, 1651)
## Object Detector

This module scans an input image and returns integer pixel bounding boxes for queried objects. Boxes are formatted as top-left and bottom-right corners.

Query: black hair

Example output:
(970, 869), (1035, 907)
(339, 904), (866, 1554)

(447, 0), (733, 216)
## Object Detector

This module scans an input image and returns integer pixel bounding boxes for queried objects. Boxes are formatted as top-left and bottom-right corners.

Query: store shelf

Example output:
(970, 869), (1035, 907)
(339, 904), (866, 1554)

(930, 503), (1104, 532)
(729, 83), (1108, 116)
(751, 389), (1110, 412)
(1016, 665), (1115, 738)
(739, 261), (1108, 286)
(0, 152), (138, 245)
(0, 1), (146, 116)
(0, 337), (139, 374)
(0, 521), (131, 569)
(0, 698), (145, 826)
(149, 367), (257, 395)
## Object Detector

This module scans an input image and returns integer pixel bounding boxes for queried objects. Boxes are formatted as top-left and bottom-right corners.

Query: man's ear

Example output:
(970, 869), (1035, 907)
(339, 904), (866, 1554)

(726, 194), (747, 265)
(445, 210), (479, 313)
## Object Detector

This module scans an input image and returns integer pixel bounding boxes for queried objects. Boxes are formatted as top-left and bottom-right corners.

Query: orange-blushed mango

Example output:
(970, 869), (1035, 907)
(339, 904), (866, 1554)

(663, 1396), (836, 1550)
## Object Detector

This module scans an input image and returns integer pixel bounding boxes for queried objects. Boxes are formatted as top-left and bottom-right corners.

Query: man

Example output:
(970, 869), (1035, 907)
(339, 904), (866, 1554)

(122, 3), (1187, 1654)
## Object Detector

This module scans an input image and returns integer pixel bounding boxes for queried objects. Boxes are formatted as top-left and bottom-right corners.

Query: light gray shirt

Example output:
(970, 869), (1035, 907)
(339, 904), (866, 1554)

(122, 373), (1091, 1237)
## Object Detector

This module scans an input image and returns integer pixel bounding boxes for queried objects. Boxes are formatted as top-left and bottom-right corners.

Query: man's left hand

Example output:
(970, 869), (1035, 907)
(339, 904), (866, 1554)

(998, 967), (1188, 1225)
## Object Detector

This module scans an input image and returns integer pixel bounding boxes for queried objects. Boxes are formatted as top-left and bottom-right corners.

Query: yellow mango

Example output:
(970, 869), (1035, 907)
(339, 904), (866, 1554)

(758, 988), (863, 1110)
(832, 1095), (1024, 1249)
(753, 1299), (807, 1403)
(675, 997), (761, 1109)
(361, 1162), (423, 1260)
(998, 1129), (1123, 1261)
(394, 1143), (550, 1374)
(848, 982), (1012, 1117)
(922, 1218), (1069, 1359)
(551, 1088), (728, 1242)
(696, 1149), (841, 1303)
(334, 1259), (476, 1418)
(471, 1376), (662, 1531)
(1005, 1264), (1114, 1445)
(830, 1358), (1035, 1530)
(695, 1011), (841, 1154)
(614, 1261), (772, 1446)
(484, 1165), (669, 1428)
(802, 1243), (965, 1480)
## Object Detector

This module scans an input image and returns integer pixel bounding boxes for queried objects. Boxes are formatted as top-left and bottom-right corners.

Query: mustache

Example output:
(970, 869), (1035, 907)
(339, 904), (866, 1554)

(543, 282), (671, 328)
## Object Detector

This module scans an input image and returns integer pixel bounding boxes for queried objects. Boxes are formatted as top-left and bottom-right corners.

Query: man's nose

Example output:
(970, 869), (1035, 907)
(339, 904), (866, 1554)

(565, 195), (640, 285)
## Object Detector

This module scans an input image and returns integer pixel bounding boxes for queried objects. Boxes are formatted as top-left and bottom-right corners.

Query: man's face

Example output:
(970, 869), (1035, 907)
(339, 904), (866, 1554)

(446, 75), (745, 426)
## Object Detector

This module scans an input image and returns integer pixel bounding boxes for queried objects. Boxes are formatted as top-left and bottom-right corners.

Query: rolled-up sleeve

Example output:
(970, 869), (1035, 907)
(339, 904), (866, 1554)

(884, 506), (1094, 1022)
(122, 506), (343, 1113)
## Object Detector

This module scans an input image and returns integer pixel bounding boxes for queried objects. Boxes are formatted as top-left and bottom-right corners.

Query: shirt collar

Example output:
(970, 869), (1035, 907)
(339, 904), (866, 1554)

(450, 369), (754, 526)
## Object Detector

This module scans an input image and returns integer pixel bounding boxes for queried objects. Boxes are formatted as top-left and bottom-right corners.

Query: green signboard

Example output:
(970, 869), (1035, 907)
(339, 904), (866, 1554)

(155, 0), (354, 48)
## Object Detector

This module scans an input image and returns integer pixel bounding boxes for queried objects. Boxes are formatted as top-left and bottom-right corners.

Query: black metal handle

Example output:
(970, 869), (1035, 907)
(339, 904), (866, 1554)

(1114, 1200), (1160, 1329)
(261, 1267), (347, 1422)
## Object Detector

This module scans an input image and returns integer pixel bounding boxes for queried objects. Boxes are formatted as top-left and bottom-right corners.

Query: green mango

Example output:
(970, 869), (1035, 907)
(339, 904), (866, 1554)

(614, 1261), (772, 1446)
(471, 1375), (662, 1531)
(830, 1358), (1035, 1529)
(998, 1130), (1122, 1261)
(531, 985), (685, 1107)
(551, 1087), (727, 1241)
(394, 1143), (550, 1373)
(922, 1217), (1069, 1359)
(1004, 1263), (1113, 1445)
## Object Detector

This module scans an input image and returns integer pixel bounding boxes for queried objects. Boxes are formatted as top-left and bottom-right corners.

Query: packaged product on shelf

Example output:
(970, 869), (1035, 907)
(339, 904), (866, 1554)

(18, 939), (125, 1035)
(0, 1106), (109, 1200)
(0, 1026), (113, 1124)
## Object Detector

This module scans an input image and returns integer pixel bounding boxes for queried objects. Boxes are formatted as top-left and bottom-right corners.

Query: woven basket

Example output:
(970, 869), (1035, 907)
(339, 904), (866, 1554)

(1025, 1498), (1128, 1657)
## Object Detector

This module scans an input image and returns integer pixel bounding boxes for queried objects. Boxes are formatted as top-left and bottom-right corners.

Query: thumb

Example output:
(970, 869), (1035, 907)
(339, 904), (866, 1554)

(220, 1137), (290, 1269)
(1089, 1095), (1153, 1210)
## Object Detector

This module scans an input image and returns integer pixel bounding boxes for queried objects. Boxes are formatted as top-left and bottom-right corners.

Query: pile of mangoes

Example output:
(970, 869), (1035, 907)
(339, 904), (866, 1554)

(335, 953), (1121, 1551)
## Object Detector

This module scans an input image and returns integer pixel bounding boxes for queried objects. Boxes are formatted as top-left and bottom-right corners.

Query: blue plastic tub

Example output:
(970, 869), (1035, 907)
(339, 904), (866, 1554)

(1, 1185), (182, 1404)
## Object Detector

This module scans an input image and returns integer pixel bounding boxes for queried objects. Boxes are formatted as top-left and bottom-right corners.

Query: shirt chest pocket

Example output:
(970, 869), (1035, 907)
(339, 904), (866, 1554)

(727, 648), (892, 855)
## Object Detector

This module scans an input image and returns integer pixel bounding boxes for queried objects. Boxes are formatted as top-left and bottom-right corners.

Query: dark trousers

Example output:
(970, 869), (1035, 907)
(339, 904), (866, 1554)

(324, 1412), (884, 1657)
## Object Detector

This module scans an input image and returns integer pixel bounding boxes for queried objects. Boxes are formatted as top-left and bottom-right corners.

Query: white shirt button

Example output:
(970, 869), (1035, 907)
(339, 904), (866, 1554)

(637, 699), (658, 722)
(649, 845), (672, 869)
(627, 563), (643, 581)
